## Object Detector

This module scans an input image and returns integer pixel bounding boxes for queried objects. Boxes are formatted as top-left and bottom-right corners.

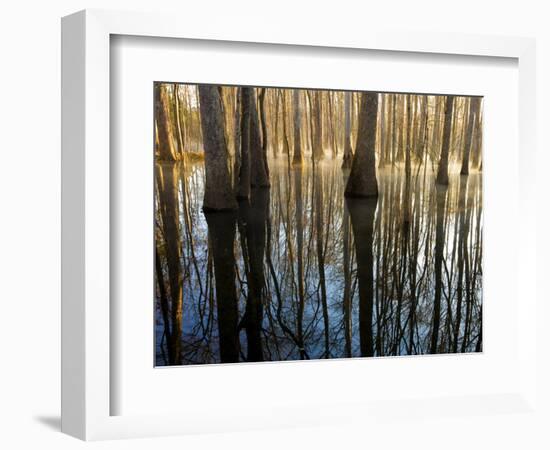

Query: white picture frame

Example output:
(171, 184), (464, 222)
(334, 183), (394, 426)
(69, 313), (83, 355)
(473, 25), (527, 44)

(61, 9), (538, 441)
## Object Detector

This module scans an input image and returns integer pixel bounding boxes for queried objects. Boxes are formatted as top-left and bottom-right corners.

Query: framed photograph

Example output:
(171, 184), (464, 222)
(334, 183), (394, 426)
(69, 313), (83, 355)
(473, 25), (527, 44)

(152, 82), (483, 367)
(62, 9), (538, 441)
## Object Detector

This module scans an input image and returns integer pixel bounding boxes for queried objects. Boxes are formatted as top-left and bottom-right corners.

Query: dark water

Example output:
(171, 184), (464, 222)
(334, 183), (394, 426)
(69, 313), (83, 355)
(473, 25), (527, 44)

(155, 159), (482, 366)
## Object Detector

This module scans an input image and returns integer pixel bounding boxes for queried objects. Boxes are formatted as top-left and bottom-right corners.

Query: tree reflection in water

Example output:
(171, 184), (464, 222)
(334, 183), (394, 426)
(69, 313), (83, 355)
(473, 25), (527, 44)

(155, 159), (482, 365)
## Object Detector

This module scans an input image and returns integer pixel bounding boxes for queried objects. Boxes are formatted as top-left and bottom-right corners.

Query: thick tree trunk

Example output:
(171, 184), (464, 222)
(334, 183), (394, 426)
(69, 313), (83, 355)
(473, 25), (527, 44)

(417, 95), (428, 159)
(258, 88), (270, 178)
(292, 89), (303, 165)
(385, 95), (394, 165)
(344, 92), (379, 197)
(197, 85), (237, 210)
(378, 94), (386, 167)
(396, 95), (404, 163)
(309, 91), (324, 162)
(342, 91), (353, 169)
(436, 96), (455, 186)
(475, 106), (483, 171)
(391, 95), (398, 166)
(249, 89), (270, 187)
(280, 91), (291, 166)
(328, 92), (338, 158)
(460, 97), (481, 175)
(233, 87), (242, 188)
(174, 84), (185, 159)
(156, 84), (178, 161)
(237, 88), (252, 199)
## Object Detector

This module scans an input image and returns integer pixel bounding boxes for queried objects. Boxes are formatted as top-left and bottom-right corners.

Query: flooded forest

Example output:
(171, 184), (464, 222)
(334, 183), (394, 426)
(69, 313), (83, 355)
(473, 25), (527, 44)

(154, 83), (483, 366)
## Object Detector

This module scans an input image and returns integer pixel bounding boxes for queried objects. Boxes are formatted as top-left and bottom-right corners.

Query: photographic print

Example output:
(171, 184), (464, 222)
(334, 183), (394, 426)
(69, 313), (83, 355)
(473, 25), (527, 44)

(154, 83), (483, 366)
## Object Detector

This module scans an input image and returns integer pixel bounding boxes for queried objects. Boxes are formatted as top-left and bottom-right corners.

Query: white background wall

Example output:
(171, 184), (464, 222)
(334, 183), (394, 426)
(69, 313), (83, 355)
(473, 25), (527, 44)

(0, 1), (548, 449)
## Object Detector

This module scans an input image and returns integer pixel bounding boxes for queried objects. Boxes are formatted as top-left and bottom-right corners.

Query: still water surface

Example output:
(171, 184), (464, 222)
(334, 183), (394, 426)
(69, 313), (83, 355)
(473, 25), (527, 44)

(155, 158), (482, 366)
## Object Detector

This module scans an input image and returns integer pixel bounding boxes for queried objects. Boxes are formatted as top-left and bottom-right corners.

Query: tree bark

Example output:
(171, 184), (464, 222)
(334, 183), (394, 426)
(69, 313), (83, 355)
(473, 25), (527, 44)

(378, 94), (386, 168)
(249, 89), (270, 187)
(460, 97), (481, 175)
(258, 88), (270, 178)
(233, 87), (242, 188)
(344, 92), (379, 197)
(156, 84), (178, 161)
(236, 88), (252, 199)
(197, 85), (237, 211)
(436, 96), (455, 186)
(403, 95), (412, 228)
(342, 91), (353, 169)
(174, 84), (185, 159)
(430, 96), (442, 161)
(292, 89), (303, 165)
(310, 91), (324, 162)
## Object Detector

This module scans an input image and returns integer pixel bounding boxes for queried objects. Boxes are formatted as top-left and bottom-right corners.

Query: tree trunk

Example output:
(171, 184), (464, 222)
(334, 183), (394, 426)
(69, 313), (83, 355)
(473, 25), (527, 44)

(475, 105), (483, 171)
(310, 91), (324, 162)
(403, 95), (412, 227)
(281, 91), (291, 166)
(174, 84), (185, 159)
(292, 89), (302, 165)
(391, 94), (397, 166)
(156, 84), (178, 161)
(344, 92), (379, 197)
(258, 88), (270, 178)
(197, 85), (237, 210)
(396, 95), (404, 163)
(436, 96), (455, 186)
(250, 89), (270, 187)
(460, 97), (481, 175)
(342, 91), (353, 169)
(430, 96), (442, 168)
(378, 94), (386, 168)
(237, 88), (252, 199)
(233, 87), (242, 189)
